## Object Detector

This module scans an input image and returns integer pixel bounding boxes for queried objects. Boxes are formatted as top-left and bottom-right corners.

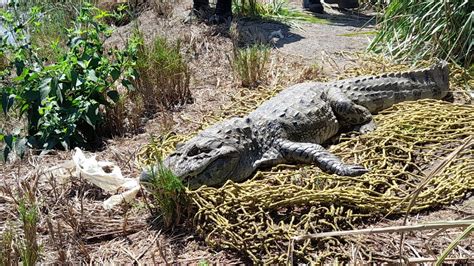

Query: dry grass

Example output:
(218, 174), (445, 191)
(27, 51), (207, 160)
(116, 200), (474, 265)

(150, 0), (177, 18)
(0, 226), (16, 265)
(0, 152), (240, 264)
(0, 53), (7, 70)
(100, 88), (145, 137)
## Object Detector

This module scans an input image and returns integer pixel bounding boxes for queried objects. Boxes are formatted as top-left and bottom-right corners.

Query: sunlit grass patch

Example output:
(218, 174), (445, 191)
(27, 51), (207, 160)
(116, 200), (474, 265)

(231, 44), (270, 88)
(135, 34), (192, 112)
(233, 0), (327, 24)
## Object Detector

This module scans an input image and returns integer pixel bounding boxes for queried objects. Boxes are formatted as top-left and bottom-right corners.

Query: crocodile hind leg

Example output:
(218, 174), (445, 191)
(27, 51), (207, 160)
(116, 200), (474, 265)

(325, 87), (376, 133)
(276, 139), (368, 176)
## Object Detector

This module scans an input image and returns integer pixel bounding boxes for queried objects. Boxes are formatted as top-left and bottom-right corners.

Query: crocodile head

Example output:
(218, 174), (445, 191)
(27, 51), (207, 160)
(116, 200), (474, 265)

(141, 118), (255, 189)
(166, 138), (243, 188)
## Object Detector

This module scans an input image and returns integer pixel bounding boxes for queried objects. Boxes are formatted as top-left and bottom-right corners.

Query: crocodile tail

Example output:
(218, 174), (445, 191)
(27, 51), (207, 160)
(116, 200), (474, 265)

(340, 60), (450, 113)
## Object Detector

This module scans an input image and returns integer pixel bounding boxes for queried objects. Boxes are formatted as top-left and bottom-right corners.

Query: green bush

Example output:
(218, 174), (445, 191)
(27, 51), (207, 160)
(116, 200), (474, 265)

(0, 3), (138, 159)
(368, 0), (473, 67)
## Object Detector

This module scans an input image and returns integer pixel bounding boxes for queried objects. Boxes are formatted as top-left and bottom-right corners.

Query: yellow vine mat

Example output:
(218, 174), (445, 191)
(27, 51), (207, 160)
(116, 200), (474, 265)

(137, 59), (474, 263)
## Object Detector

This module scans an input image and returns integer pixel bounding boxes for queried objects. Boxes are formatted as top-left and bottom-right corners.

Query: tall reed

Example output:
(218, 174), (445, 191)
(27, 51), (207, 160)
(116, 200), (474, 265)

(369, 0), (473, 67)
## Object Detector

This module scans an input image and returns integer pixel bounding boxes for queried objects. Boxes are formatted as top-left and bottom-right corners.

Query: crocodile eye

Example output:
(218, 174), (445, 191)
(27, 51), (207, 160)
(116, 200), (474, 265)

(187, 145), (212, 156)
(187, 145), (200, 156)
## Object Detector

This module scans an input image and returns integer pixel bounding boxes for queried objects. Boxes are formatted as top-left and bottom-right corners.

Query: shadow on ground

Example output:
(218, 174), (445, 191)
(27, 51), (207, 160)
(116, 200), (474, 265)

(317, 9), (376, 28)
(213, 17), (305, 49)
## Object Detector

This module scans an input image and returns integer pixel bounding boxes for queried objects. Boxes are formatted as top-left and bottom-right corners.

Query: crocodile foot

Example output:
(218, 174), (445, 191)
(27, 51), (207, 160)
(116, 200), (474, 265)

(277, 139), (369, 176)
(334, 163), (369, 176)
(354, 120), (377, 134)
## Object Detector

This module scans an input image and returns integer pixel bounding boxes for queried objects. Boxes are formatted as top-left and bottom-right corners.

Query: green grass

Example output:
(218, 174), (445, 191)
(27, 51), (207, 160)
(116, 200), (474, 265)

(0, 181), (41, 266)
(135, 34), (191, 111)
(232, 44), (270, 88)
(436, 223), (474, 265)
(0, 226), (16, 266)
(338, 30), (378, 37)
(232, 0), (327, 24)
(18, 200), (40, 266)
(141, 163), (187, 228)
(368, 0), (473, 67)
(14, 0), (93, 61)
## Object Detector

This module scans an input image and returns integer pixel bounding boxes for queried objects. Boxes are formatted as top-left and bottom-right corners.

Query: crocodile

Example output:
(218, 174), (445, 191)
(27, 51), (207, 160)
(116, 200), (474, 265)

(141, 61), (449, 189)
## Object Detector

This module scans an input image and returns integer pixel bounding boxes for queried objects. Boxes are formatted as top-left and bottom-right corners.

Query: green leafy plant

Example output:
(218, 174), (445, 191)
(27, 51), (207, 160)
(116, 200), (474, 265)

(135, 34), (191, 112)
(10, 0), (96, 62)
(368, 0), (473, 67)
(141, 162), (187, 228)
(231, 44), (270, 88)
(0, 2), (138, 159)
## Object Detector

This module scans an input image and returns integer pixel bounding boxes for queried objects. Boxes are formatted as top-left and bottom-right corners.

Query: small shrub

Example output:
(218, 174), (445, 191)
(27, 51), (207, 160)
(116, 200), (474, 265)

(231, 44), (270, 88)
(0, 3), (138, 157)
(135, 34), (191, 112)
(141, 162), (187, 228)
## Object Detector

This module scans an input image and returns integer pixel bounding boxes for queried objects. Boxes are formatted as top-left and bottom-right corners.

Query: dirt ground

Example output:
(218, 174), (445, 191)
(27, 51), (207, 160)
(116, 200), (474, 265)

(0, 1), (472, 264)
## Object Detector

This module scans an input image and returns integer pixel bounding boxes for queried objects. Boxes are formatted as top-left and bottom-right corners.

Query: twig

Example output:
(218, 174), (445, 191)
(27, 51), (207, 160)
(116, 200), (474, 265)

(157, 238), (170, 265)
(286, 239), (294, 265)
(413, 257), (473, 263)
(378, 257), (474, 263)
(292, 220), (474, 241)
(436, 224), (474, 265)
(175, 257), (209, 263)
(399, 136), (474, 259)
(121, 246), (140, 264)
(136, 231), (161, 261)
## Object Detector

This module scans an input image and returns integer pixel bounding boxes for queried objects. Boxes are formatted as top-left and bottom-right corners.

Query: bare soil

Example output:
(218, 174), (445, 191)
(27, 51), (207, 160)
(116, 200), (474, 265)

(0, 1), (472, 264)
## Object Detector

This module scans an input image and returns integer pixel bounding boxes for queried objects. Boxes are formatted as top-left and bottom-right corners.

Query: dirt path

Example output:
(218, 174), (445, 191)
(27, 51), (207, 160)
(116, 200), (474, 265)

(269, 3), (375, 62)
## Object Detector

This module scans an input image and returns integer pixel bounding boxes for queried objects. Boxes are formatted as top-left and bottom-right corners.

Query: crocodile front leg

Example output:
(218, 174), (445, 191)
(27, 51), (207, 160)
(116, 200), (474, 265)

(324, 87), (376, 133)
(276, 139), (368, 176)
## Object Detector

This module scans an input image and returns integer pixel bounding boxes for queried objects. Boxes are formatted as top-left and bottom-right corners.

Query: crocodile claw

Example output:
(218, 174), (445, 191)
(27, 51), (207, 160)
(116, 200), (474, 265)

(336, 164), (369, 176)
